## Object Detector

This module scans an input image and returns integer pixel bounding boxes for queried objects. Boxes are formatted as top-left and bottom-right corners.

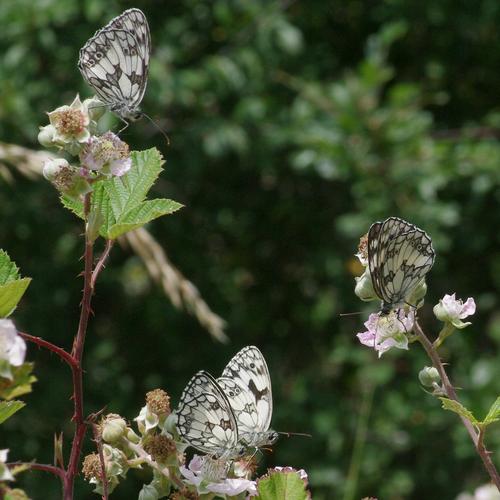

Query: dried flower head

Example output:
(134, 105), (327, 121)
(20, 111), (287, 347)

(146, 388), (171, 416)
(143, 434), (177, 463)
(356, 233), (369, 266)
(170, 489), (200, 500)
(82, 452), (102, 481)
(42, 158), (91, 199)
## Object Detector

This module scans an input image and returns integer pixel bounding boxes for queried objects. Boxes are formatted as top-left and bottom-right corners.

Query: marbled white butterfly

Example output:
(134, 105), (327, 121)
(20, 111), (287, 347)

(78, 8), (150, 126)
(367, 217), (435, 315)
(176, 346), (277, 459)
(176, 370), (246, 460)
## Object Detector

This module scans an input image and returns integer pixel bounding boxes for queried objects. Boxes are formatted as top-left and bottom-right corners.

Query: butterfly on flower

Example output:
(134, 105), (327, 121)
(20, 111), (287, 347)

(217, 346), (278, 451)
(176, 346), (277, 460)
(367, 217), (435, 315)
(78, 8), (151, 127)
(176, 370), (246, 461)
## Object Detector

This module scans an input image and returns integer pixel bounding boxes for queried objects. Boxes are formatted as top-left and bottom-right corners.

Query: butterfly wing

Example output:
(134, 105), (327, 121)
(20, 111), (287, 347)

(176, 371), (241, 459)
(368, 217), (434, 307)
(220, 346), (273, 435)
(78, 9), (150, 114)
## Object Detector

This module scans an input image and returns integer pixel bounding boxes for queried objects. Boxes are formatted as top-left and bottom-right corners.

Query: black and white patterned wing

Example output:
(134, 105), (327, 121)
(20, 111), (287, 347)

(176, 371), (241, 459)
(78, 8), (150, 116)
(221, 346), (273, 435)
(380, 226), (434, 304)
(368, 217), (434, 307)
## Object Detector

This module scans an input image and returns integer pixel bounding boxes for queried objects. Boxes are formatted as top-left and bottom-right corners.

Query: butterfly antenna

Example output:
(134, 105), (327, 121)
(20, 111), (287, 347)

(142, 112), (171, 145)
(339, 311), (363, 317)
(277, 431), (312, 438)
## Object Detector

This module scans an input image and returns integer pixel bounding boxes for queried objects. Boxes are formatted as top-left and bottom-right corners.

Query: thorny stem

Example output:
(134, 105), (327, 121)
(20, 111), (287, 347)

(91, 239), (114, 290)
(18, 332), (77, 369)
(414, 320), (500, 490)
(63, 193), (98, 499)
(7, 462), (65, 480)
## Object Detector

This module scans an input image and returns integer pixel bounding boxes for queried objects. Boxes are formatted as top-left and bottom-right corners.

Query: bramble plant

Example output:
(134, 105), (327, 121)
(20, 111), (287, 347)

(0, 97), (311, 500)
(354, 225), (500, 492)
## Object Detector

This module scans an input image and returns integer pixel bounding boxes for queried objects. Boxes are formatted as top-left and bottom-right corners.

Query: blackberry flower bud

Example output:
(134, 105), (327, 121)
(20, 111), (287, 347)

(42, 159), (91, 199)
(418, 366), (441, 387)
(354, 270), (376, 302)
(101, 414), (128, 444)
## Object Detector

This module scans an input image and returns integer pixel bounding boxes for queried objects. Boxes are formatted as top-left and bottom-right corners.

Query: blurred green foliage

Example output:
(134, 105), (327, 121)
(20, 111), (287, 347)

(1, 0), (500, 498)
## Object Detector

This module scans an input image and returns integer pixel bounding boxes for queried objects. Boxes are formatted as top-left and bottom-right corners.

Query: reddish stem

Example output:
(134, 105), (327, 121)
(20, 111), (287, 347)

(7, 462), (65, 480)
(63, 193), (94, 499)
(414, 320), (500, 490)
(19, 332), (77, 369)
(91, 239), (114, 290)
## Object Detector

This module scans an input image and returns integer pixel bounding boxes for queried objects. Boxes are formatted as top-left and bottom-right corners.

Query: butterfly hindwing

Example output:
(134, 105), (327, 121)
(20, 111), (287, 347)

(367, 217), (435, 311)
(78, 8), (150, 121)
(176, 371), (242, 459)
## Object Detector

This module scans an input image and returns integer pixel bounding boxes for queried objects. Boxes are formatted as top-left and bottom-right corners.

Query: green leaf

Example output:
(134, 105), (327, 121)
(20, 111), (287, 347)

(483, 396), (500, 425)
(0, 252), (31, 317)
(0, 400), (25, 424)
(61, 194), (84, 219)
(255, 469), (310, 500)
(439, 398), (479, 425)
(0, 250), (20, 283)
(0, 363), (37, 400)
(104, 148), (164, 216)
(0, 278), (31, 317)
(106, 199), (183, 239)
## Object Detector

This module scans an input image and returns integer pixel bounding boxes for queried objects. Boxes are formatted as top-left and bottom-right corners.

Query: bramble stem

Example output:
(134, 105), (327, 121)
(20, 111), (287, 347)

(414, 320), (500, 490)
(18, 332), (77, 368)
(7, 462), (65, 480)
(63, 193), (96, 499)
(91, 239), (114, 290)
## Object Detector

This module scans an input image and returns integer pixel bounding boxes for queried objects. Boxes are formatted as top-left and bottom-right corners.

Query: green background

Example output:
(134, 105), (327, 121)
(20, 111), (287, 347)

(1, 0), (500, 498)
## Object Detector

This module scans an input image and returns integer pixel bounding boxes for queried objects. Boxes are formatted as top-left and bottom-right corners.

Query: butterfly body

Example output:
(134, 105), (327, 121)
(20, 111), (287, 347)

(367, 217), (435, 315)
(78, 8), (150, 125)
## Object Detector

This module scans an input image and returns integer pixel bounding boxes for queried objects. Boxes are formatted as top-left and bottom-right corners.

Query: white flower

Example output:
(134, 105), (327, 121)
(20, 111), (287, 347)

(135, 405), (160, 433)
(456, 483), (500, 500)
(357, 310), (414, 357)
(0, 449), (14, 481)
(433, 293), (476, 329)
(180, 455), (257, 496)
(0, 319), (26, 380)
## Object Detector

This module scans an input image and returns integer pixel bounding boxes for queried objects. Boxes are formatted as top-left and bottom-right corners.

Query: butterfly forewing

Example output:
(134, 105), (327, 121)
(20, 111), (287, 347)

(176, 371), (242, 459)
(368, 217), (435, 311)
(78, 8), (150, 121)
(219, 346), (276, 448)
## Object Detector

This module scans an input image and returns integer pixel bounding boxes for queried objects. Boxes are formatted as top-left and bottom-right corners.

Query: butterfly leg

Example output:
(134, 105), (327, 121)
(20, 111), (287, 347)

(117, 117), (130, 135)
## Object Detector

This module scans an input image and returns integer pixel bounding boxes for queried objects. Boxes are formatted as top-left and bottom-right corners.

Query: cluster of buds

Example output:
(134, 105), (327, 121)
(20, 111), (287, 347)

(82, 389), (183, 496)
(39, 95), (132, 200)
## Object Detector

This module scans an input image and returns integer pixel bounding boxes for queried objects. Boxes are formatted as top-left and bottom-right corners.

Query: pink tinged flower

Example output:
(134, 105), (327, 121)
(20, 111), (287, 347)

(80, 132), (132, 177)
(357, 311), (414, 358)
(0, 319), (26, 380)
(433, 293), (476, 329)
(180, 455), (257, 496)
